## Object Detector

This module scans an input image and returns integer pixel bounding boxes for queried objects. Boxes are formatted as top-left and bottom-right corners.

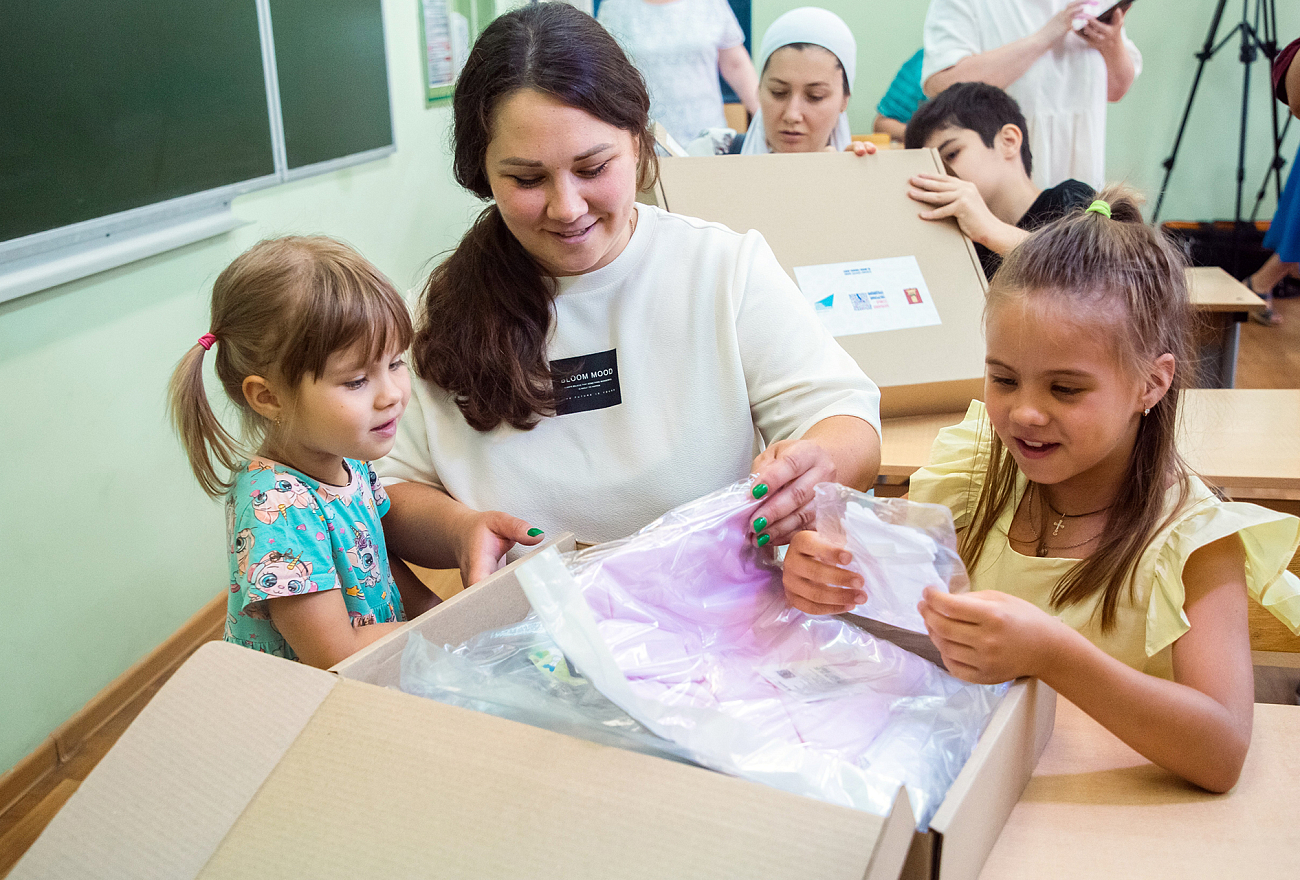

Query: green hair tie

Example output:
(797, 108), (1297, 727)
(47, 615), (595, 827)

(1085, 199), (1112, 219)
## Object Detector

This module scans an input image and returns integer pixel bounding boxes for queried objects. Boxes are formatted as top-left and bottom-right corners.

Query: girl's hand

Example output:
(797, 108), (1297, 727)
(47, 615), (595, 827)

(454, 509), (545, 587)
(918, 588), (1069, 684)
(749, 438), (840, 547)
(783, 530), (867, 615)
(848, 141), (878, 156)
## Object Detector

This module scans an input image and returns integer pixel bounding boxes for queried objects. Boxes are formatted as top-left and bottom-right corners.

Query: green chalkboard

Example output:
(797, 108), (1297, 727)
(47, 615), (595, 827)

(0, 0), (394, 246)
(272, 0), (393, 170)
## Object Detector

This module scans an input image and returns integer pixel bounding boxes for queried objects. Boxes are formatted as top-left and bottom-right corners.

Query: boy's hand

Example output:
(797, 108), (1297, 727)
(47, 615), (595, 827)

(783, 530), (867, 615)
(909, 174), (1028, 255)
(918, 588), (1068, 684)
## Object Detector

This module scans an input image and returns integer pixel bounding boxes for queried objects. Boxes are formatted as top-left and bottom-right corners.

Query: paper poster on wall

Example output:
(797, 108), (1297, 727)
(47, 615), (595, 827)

(421, 0), (476, 104)
(793, 255), (941, 337)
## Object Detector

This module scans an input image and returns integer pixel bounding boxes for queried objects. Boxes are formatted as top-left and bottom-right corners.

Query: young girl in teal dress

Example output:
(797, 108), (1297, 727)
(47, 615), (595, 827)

(784, 188), (1300, 792)
(169, 236), (438, 668)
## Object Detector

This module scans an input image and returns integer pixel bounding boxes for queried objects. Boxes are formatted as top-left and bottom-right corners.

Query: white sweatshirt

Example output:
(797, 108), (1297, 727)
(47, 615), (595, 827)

(377, 204), (881, 543)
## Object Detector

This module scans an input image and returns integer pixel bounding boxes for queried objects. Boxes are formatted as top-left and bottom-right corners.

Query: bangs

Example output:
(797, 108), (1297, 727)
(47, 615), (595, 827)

(276, 241), (414, 385)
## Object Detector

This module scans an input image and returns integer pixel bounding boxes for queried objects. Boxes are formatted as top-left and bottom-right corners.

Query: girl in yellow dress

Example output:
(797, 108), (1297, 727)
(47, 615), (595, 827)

(783, 188), (1300, 792)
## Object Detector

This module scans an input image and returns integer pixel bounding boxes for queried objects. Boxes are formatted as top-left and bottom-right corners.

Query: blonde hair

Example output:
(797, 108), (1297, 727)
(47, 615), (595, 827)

(960, 186), (1196, 630)
(168, 236), (413, 497)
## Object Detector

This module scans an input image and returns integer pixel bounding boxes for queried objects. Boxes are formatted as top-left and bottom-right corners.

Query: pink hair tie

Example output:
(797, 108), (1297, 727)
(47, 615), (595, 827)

(197, 333), (217, 351)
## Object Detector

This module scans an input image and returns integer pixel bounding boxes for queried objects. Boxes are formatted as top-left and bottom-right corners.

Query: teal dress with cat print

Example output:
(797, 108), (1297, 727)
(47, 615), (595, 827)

(223, 457), (405, 660)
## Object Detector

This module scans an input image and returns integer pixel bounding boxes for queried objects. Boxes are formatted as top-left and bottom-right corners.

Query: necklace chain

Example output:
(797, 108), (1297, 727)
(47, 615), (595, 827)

(1033, 490), (1110, 557)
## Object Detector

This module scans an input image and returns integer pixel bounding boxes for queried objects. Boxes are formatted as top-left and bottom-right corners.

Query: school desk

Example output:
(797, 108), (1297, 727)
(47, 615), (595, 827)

(878, 389), (1300, 501)
(978, 698), (1300, 879)
(1186, 266), (1268, 389)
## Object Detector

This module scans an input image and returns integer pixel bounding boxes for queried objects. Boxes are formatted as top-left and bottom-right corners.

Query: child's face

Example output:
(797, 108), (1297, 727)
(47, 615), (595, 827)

(278, 342), (410, 483)
(760, 45), (849, 153)
(923, 126), (1014, 207)
(983, 297), (1150, 497)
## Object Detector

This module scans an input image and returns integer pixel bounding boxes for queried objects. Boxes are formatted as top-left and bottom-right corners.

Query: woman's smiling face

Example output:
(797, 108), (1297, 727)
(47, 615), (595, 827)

(759, 45), (848, 153)
(485, 88), (640, 277)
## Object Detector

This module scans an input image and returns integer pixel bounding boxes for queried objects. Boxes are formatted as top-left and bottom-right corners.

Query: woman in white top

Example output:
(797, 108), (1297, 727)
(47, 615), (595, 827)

(598, 0), (758, 147)
(922, 0), (1142, 190)
(689, 6), (859, 156)
(378, 4), (882, 586)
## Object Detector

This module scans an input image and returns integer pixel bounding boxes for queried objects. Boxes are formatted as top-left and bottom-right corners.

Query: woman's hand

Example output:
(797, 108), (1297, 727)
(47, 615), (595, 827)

(1077, 7), (1136, 100)
(749, 438), (841, 547)
(918, 587), (1069, 684)
(452, 508), (545, 587)
(783, 530), (866, 614)
(848, 140), (878, 156)
(1040, 0), (1092, 45)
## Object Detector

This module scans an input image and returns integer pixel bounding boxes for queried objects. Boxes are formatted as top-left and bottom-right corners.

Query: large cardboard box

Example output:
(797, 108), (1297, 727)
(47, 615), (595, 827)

(12, 538), (1053, 879)
(653, 151), (989, 418)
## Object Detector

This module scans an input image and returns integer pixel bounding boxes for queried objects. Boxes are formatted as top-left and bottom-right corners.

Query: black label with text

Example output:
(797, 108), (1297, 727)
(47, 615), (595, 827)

(551, 348), (622, 416)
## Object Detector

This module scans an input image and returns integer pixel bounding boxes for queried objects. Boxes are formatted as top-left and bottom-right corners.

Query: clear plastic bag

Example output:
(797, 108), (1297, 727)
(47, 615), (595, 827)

(399, 615), (696, 763)
(812, 483), (969, 633)
(516, 478), (1006, 828)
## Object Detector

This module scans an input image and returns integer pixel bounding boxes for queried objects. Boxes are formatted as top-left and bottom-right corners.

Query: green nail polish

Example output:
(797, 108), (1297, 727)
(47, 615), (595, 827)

(527, 528), (543, 537)
(752, 483), (769, 499)
(757, 533), (771, 547)
(753, 516), (767, 533)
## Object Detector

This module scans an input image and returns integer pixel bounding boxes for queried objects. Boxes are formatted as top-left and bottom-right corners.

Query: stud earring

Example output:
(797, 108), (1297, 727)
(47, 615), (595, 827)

(1143, 408), (1150, 416)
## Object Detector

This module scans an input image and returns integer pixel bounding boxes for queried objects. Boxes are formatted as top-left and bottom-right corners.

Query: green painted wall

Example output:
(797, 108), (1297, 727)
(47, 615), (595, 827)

(753, 0), (1299, 222)
(0, 0), (481, 773)
(2, 0), (1298, 775)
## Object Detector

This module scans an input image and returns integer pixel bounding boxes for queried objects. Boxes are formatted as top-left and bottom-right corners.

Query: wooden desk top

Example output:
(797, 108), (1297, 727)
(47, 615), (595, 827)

(979, 698), (1300, 879)
(879, 389), (1300, 494)
(1186, 265), (1268, 313)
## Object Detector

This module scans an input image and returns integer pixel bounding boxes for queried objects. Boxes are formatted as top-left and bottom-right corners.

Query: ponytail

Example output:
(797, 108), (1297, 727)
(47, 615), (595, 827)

(412, 206), (557, 432)
(167, 340), (243, 498)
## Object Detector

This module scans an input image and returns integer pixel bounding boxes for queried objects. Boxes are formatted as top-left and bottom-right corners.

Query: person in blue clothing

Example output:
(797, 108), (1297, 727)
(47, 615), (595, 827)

(873, 48), (925, 142)
(168, 236), (439, 667)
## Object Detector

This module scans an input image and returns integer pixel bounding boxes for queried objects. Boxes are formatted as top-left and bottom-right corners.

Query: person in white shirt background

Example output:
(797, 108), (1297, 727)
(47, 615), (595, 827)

(921, 0), (1142, 191)
(598, 0), (759, 147)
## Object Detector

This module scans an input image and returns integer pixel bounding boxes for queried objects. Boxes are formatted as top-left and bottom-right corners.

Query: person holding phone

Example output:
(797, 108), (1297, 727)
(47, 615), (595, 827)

(920, 0), (1142, 190)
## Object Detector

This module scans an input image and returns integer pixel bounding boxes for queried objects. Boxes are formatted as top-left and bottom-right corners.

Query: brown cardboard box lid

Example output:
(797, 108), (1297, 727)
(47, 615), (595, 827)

(13, 612), (916, 879)
(655, 151), (987, 416)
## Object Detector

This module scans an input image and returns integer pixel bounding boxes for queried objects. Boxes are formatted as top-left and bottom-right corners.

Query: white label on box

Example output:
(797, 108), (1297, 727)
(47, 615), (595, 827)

(793, 255), (941, 337)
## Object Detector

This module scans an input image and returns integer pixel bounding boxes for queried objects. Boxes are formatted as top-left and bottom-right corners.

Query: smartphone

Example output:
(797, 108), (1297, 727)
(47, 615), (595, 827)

(1097, 0), (1135, 24)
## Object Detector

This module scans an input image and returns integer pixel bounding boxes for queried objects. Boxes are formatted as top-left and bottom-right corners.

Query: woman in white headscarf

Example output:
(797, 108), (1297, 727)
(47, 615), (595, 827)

(688, 7), (857, 156)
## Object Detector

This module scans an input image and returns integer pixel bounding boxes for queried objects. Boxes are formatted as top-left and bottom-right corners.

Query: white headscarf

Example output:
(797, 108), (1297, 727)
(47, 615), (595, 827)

(741, 7), (857, 155)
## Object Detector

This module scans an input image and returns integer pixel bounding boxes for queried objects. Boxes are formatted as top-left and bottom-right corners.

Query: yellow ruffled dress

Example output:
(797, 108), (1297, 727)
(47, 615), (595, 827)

(909, 402), (1300, 679)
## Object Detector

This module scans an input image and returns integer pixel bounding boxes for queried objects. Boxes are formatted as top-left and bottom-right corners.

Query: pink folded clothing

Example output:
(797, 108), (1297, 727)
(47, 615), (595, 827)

(519, 478), (1004, 826)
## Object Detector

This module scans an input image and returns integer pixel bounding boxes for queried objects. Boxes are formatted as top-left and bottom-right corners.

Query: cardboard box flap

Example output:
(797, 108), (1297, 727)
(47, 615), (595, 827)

(925, 678), (1057, 880)
(198, 677), (916, 880)
(656, 151), (988, 416)
(9, 641), (337, 880)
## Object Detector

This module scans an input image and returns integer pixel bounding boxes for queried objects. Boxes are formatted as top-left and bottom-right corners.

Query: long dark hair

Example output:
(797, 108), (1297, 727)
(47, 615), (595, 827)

(413, 3), (658, 432)
(960, 186), (1195, 630)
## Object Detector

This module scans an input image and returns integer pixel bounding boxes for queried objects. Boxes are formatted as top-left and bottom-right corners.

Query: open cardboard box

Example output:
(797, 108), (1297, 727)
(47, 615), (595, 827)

(652, 151), (989, 418)
(12, 538), (1053, 880)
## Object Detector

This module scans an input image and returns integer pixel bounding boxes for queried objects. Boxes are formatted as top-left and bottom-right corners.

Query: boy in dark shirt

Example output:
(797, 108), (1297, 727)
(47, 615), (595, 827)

(902, 82), (1094, 278)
